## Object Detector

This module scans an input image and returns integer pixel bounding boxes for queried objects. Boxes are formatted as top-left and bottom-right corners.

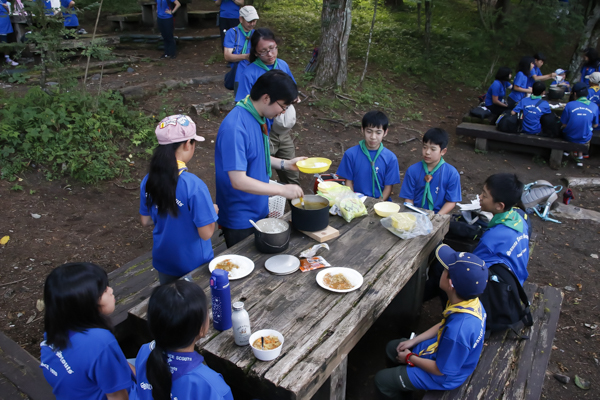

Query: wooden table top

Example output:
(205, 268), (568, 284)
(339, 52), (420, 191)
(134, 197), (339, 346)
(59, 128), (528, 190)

(128, 199), (450, 400)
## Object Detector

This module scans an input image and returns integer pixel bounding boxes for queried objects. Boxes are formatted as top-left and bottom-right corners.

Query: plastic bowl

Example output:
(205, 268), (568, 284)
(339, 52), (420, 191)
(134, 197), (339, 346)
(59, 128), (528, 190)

(374, 202), (401, 217)
(296, 158), (332, 174)
(249, 329), (285, 361)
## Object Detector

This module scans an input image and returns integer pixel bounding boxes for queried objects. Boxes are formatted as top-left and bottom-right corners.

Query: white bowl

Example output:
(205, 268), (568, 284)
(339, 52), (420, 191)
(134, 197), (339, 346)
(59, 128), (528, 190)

(249, 329), (284, 361)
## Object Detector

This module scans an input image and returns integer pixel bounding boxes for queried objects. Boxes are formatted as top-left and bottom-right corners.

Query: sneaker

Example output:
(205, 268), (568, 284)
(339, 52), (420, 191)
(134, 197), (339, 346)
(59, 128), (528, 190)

(582, 153), (590, 159)
(5, 58), (18, 66)
(563, 151), (570, 157)
(159, 54), (169, 59)
(577, 162), (583, 167)
(77, 28), (88, 35)
(576, 155), (583, 161)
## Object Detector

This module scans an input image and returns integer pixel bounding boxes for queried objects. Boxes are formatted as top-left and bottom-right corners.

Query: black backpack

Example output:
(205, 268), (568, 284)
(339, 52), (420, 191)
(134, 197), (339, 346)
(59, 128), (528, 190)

(496, 111), (521, 134)
(479, 263), (533, 338)
(540, 112), (561, 138)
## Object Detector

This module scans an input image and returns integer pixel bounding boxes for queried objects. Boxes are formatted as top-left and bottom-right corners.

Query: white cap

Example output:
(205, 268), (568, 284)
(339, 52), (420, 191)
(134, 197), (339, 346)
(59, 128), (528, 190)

(272, 104), (296, 135)
(239, 6), (259, 22)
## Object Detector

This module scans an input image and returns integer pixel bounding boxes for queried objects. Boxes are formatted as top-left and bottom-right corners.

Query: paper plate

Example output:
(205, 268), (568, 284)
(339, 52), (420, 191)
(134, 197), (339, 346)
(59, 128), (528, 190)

(316, 267), (363, 293)
(209, 255), (254, 280)
(264, 255), (300, 276)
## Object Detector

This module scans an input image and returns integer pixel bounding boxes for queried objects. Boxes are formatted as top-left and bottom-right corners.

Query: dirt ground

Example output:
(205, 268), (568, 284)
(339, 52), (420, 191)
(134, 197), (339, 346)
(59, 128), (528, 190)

(1, 18), (600, 400)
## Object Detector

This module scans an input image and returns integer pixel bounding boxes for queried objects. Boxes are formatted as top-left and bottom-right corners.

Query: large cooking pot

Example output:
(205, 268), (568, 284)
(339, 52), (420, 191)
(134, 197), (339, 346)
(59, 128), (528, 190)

(290, 195), (329, 232)
(254, 218), (291, 254)
(548, 85), (566, 100)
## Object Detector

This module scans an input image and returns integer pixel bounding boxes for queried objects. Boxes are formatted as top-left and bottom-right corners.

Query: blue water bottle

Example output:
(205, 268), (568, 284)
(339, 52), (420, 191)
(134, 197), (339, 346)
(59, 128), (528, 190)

(210, 269), (232, 331)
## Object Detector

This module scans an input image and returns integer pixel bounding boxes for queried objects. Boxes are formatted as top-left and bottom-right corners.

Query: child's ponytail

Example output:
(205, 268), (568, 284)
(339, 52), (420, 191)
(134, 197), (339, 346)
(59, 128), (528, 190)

(146, 342), (173, 400)
(145, 142), (183, 217)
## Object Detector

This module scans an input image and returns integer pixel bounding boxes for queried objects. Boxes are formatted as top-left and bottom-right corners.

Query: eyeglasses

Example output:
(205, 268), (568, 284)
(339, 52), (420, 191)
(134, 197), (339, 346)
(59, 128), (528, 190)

(276, 101), (289, 112)
(257, 46), (278, 56)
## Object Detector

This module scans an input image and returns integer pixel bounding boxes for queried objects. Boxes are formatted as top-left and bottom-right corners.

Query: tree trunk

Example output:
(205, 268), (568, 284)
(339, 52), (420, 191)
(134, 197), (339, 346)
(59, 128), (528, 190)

(315, 0), (353, 89)
(569, 0), (600, 82)
(360, 0), (378, 84)
(424, 0), (432, 52)
(417, 1), (421, 32)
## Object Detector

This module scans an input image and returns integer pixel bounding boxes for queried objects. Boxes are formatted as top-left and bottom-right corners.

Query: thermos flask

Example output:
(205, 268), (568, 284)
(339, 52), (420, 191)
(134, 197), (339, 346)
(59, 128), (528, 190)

(210, 269), (232, 331)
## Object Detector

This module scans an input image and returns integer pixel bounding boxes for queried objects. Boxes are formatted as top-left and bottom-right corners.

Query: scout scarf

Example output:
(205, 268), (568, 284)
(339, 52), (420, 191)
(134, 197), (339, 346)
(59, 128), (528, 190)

(176, 160), (188, 175)
(148, 341), (205, 382)
(577, 96), (591, 105)
(487, 208), (524, 233)
(418, 298), (484, 357)
(420, 158), (446, 210)
(530, 95), (542, 100)
(358, 140), (384, 198)
(237, 25), (252, 54)
(236, 96), (271, 177)
(253, 57), (278, 72)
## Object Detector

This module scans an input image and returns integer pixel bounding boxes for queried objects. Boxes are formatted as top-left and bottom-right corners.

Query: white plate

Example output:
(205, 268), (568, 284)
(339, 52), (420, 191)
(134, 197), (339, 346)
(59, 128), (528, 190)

(316, 267), (363, 293)
(209, 255), (254, 280)
(264, 255), (300, 275)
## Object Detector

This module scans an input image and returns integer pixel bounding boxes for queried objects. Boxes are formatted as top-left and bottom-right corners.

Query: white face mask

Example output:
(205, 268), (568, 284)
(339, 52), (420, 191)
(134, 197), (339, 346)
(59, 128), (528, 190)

(556, 75), (564, 83)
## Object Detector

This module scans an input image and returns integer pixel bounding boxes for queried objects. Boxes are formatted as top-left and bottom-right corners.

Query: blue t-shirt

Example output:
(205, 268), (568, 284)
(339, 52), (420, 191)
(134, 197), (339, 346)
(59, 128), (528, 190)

(513, 97), (551, 134)
(156, 0), (174, 19)
(473, 219), (530, 285)
(399, 161), (462, 213)
(235, 59), (296, 102)
(484, 80), (509, 107)
(216, 0), (240, 19)
(336, 145), (401, 199)
(551, 79), (570, 87)
(0, 0), (13, 35)
(61, 0), (79, 27)
(140, 172), (218, 277)
(560, 99), (599, 143)
(136, 342), (233, 400)
(224, 26), (253, 68)
(588, 86), (600, 107)
(408, 305), (486, 391)
(508, 71), (531, 104)
(581, 66), (596, 86)
(40, 329), (135, 400)
(528, 66), (542, 88)
(215, 106), (270, 229)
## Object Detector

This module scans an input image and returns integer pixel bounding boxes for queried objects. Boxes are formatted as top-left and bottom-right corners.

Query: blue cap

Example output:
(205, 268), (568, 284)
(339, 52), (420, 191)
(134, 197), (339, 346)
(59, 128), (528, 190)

(210, 269), (230, 289)
(435, 244), (488, 298)
(573, 82), (588, 94)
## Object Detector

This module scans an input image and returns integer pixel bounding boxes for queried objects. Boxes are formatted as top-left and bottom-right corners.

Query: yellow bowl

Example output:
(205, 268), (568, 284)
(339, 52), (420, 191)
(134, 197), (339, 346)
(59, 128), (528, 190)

(296, 158), (332, 174)
(317, 181), (341, 192)
(374, 202), (401, 217)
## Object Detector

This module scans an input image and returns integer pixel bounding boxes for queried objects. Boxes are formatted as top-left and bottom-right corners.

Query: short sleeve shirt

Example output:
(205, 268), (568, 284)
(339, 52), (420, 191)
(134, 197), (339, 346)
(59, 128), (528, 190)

(224, 26), (253, 68)
(156, 0), (174, 19)
(528, 66), (542, 87)
(0, 0), (13, 35)
(560, 100), (599, 143)
(217, 0), (240, 19)
(60, 0), (79, 26)
(399, 161), (462, 213)
(588, 87), (600, 107)
(508, 71), (530, 104)
(512, 97), (551, 134)
(235, 59), (296, 102)
(484, 80), (507, 107)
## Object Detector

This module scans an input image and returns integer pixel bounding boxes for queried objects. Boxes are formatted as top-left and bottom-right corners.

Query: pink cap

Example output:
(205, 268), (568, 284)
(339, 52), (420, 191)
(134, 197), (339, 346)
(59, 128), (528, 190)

(155, 115), (205, 145)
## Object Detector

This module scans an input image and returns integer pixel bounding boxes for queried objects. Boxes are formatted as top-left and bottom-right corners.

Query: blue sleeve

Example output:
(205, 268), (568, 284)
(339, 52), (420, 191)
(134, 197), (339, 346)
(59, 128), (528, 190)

(223, 28), (236, 49)
(541, 102), (551, 115)
(336, 151), (355, 180)
(190, 179), (219, 228)
(383, 155), (401, 186)
(513, 102), (523, 113)
(221, 123), (249, 172)
(514, 72), (529, 89)
(399, 167), (417, 201)
(594, 106), (599, 126)
(490, 81), (502, 97)
(435, 335), (471, 375)
(93, 339), (135, 395)
(560, 104), (569, 125)
(139, 178), (150, 216)
(445, 168), (462, 202)
(236, 71), (253, 102)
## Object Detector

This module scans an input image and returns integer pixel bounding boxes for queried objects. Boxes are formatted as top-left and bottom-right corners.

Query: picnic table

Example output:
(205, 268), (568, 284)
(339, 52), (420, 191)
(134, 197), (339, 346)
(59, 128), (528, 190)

(127, 199), (450, 400)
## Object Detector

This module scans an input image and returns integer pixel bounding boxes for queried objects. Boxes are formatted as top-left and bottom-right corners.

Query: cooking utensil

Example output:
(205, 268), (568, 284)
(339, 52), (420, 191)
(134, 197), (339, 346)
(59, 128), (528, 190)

(254, 218), (291, 254)
(300, 197), (305, 208)
(291, 195), (330, 232)
(403, 202), (428, 216)
(250, 219), (262, 232)
(261, 337), (265, 350)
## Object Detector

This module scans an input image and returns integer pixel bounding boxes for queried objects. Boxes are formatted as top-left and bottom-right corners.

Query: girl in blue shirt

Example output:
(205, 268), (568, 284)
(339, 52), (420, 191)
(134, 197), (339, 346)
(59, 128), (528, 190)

(135, 280), (234, 400)
(484, 66), (512, 121)
(156, 0), (180, 58)
(507, 56), (535, 108)
(40, 263), (136, 400)
(0, 0), (18, 66)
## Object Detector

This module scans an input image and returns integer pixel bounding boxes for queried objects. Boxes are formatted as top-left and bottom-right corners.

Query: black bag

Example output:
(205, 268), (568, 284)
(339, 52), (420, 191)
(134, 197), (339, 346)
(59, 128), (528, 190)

(224, 62), (238, 90)
(540, 112), (561, 138)
(479, 263), (533, 338)
(496, 111), (521, 134)
(470, 106), (492, 119)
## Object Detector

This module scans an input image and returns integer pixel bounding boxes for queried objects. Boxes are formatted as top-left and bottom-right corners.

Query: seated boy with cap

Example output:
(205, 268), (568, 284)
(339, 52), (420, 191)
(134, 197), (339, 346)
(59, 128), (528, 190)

(551, 68), (570, 89)
(374, 244), (487, 399)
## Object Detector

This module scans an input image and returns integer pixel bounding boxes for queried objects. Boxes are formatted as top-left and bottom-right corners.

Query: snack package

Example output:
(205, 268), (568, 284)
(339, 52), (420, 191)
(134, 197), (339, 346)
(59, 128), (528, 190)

(299, 256), (331, 272)
(318, 185), (353, 207)
(339, 197), (367, 223)
(299, 243), (330, 259)
(381, 212), (433, 239)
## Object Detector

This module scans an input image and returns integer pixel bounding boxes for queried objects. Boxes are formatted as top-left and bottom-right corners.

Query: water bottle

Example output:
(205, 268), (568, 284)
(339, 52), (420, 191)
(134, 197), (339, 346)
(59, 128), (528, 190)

(232, 301), (251, 346)
(210, 269), (232, 331)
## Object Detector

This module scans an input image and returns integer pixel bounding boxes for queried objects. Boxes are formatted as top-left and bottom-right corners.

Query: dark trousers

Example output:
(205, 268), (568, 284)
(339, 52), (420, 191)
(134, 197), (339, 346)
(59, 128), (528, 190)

(222, 226), (256, 248)
(219, 16), (239, 48)
(157, 17), (176, 57)
(507, 97), (518, 109)
(487, 103), (509, 123)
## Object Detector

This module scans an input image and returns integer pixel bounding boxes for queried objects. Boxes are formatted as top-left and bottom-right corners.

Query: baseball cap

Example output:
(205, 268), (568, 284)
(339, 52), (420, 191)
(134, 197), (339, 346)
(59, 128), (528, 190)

(239, 6), (259, 22)
(155, 115), (204, 145)
(573, 82), (588, 94)
(555, 68), (567, 75)
(436, 244), (488, 298)
(586, 71), (600, 84)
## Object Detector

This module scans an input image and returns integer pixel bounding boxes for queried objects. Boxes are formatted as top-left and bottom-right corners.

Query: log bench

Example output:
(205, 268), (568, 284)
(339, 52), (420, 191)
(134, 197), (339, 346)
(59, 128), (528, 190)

(423, 282), (563, 400)
(107, 13), (142, 31)
(456, 122), (589, 170)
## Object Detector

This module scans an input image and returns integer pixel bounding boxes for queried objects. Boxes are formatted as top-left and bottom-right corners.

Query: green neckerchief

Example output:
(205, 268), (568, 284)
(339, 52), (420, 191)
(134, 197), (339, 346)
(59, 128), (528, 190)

(237, 24), (253, 54)
(358, 140), (384, 198)
(488, 208), (524, 233)
(420, 158), (446, 210)
(253, 58), (278, 72)
(235, 95), (271, 177)
(530, 95), (542, 100)
(577, 96), (591, 105)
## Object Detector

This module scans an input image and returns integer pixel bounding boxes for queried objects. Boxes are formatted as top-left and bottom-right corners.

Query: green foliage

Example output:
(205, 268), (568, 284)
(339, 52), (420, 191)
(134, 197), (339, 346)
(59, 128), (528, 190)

(10, 184), (23, 192)
(0, 88), (156, 183)
(8, 73), (27, 85)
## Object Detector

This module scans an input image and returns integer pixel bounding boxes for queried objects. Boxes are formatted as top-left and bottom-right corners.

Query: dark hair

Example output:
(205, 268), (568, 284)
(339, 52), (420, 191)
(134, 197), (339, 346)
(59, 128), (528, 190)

(250, 69), (298, 105)
(532, 81), (546, 96)
(495, 67), (512, 82)
(423, 128), (449, 150)
(575, 84), (589, 98)
(146, 281), (208, 400)
(44, 263), (112, 350)
(533, 52), (546, 62)
(583, 47), (599, 67)
(145, 142), (187, 217)
(362, 110), (388, 131)
(516, 56), (535, 76)
(484, 173), (523, 210)
(249, 28), (278, 63)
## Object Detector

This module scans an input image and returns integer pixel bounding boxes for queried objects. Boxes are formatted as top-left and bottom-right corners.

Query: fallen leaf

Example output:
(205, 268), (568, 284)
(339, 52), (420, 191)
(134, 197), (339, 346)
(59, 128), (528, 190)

(0, 236), (9, 245)
(36, 299), (44, 312)
(575, 375), (591, 390)
(577, 283), (582, 291)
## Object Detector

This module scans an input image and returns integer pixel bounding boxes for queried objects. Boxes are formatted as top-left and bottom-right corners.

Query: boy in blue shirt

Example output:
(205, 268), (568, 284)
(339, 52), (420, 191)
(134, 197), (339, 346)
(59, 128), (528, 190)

(223, 6), (258, 96)
(375, 244), (487, 398)
(336, 111), (401, 200)
(399, 128), (461, 214)
(512, 82), (551, 135)
(561, 82), (599, 165)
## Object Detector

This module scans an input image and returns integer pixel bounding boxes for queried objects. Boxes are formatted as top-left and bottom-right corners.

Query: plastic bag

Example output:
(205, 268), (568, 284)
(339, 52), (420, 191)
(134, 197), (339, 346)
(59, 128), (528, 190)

(318, 184), (352, 206)
(381, 212), (433, 239)
(339, 197), (367, 222)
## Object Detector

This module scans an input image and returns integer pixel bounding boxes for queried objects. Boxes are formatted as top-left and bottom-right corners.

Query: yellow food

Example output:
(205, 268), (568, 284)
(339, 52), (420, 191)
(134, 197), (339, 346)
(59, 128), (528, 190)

(215, 259), (239, 273)
(323, 273), (354, 290)
(391, 213), (417, 231)
(252, 335), (282, 350)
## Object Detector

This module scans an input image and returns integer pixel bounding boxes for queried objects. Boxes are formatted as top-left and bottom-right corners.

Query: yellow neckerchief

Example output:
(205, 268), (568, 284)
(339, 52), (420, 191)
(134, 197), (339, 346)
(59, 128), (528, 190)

(176, 160), (187, 175)
(592, 85), (600, 93)
(418, 298), (484, 356)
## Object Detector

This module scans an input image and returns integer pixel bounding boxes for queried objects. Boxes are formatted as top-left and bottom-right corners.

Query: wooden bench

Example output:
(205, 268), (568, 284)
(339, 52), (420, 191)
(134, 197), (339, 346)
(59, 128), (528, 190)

(423, 282), (563, 400)
(107, 13), (142, 31)
(188, 10), (219, 26)
(456, 122), (589, 170)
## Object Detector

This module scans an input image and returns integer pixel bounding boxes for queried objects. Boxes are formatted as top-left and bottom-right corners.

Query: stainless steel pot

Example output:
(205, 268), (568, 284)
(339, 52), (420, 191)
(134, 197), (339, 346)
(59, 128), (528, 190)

(254, 218), (291, 254)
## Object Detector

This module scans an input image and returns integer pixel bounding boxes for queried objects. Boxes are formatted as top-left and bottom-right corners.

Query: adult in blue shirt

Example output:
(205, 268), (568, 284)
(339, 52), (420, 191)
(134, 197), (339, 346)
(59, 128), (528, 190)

(157, 0), (180, 59)
(215, 0), (243, 48)
(0, 0), (18, 66)
(507, 56), (535, 108)
(512, 82), (551, 135)
(223, 5), (258, 95)
(528, 52), (556, 87)
(215, 70), (305, 248)
(580, 47), (600, 86)
(484, 66), (512, 122)
(561, 82), (599, 165)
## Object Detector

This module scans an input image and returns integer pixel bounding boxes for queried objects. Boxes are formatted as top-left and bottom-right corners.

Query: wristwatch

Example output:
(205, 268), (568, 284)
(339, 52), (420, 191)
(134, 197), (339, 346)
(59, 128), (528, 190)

(281, 160), (285, 170)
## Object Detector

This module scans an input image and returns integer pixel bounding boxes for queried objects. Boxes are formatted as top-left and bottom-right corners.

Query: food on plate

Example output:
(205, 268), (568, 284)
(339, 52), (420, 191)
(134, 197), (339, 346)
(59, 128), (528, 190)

(323, 272), (354, 290)
(252, 335), (282, 350)
(215, 259), (239, 273)
(391, 213), (417, 231)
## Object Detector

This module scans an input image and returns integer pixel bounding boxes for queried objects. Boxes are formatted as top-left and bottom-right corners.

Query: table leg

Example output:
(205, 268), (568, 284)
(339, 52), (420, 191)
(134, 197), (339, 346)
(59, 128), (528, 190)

(475, 137), (488, 152)
(549, 148), (563, 170)
(329, 354), (348, 400)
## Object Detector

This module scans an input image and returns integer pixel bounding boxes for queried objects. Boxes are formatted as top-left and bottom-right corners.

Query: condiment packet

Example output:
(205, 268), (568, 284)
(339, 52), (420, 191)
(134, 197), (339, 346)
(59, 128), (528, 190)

(300, 256), (331, 272)
(299, 243), (330, 259)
